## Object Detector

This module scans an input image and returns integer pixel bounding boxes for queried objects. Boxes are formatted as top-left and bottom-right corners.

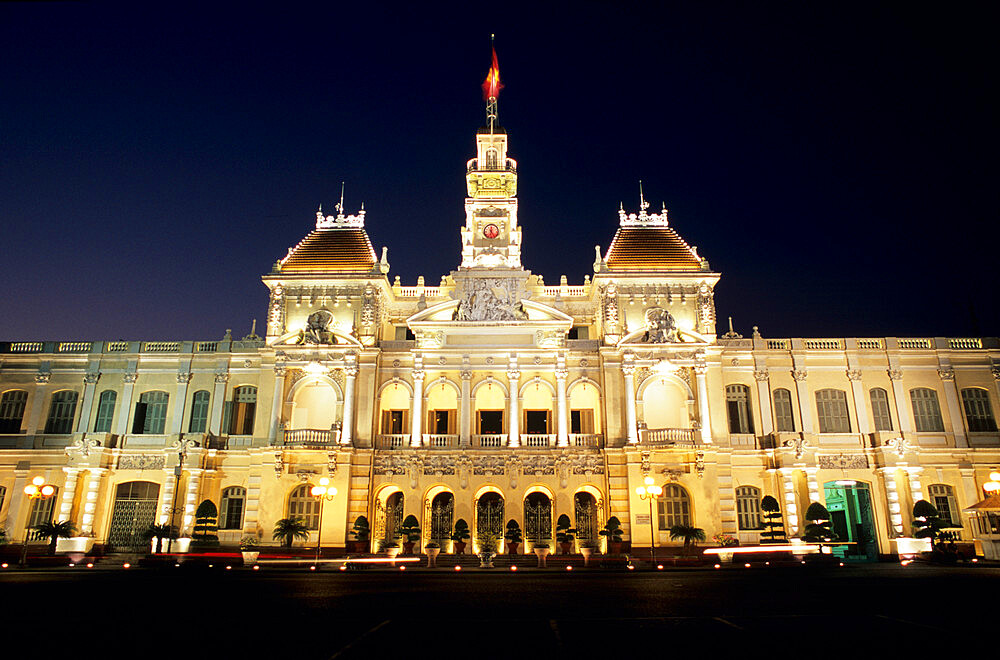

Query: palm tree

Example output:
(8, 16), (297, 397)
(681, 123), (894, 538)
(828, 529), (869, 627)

(145, 523), (177, 553)
(34, 520), (76, 555)
(273, 518), (311, 549)
(668, 524), (706, 555)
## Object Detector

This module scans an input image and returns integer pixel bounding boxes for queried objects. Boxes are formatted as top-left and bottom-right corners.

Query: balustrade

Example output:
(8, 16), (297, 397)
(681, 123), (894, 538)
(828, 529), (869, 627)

(424, 434), (459, 448)
(642, 427), (696, 445)
(473, 434), (505, 448)
(283, 428), (335, 446)
(521, 433), (554, 447)
(375, 434), (408, 449)
(569, 433), (602, 447)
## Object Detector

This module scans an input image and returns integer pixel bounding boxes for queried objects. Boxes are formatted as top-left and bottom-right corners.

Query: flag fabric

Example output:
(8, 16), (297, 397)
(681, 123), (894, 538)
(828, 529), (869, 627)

(482, 47), (503, 100)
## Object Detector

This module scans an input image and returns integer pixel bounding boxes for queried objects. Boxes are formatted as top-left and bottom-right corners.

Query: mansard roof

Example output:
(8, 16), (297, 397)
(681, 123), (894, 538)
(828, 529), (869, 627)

(277, 207), (378, 274)
(604, 225), (703, 272)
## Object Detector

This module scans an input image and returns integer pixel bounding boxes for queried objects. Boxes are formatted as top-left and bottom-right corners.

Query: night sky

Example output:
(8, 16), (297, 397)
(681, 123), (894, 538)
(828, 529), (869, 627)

(2, 3), (996, 342)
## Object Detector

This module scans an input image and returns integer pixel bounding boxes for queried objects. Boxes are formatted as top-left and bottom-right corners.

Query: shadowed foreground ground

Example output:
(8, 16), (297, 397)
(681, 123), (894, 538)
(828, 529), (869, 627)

(2, 562), (992, 657)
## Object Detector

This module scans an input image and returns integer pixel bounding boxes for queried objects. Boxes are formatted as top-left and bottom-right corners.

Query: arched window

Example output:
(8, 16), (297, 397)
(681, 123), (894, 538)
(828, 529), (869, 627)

(725, 385), (754, 434)
(927, 484), (959, 525)
(961, 388), (997, 432)
(657, 484), (691, 529)
(870, 388), (893, 431)
(220, 486), (246, 530)
(0, 390), (28, 434)
(227, 386), (257, 435)
(910, 388), (944, 432)
(44, 390), (79, 434)
(773, 389), (795, 432)
(28, 486), (58, 533)
(288, 484), (319, 530)
(133, 391), (169, 434)
(188, 390), (210, 433)
(736, 486), (763, 530)
(486, 148), (498, 169)
(815, 389), (851, 433)
(93, 390), (117, 433)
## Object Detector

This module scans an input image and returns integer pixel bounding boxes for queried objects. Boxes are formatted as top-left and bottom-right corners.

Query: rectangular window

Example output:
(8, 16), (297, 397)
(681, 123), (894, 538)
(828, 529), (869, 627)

(477, 410), (504, 434)
(910, 389), (945, 432)
(188, 391), (210, 433)
(93, 390), (117, 433)
(134, 391), (169, 434)
(773, 389), (795, 432)
(0, 390), (28, 434)
(524, 410), (550, 434)
(736, 487), (763, 530)
(816, 389), (851, 433)
(928, 484), (959, 526)
(726, 385), (754, 434)
(229, 386), (257, 435)
(382, 410), (407, 434)
(568, 326), (589, 340)
(870, 388), (893, 431)
(431, 410), (454, 434)
(962, 388), (998, 432)
(44, 391), (79, 434)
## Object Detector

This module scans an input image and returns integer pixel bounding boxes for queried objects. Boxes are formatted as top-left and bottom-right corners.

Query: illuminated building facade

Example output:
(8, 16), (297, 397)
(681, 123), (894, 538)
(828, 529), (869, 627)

(2, 65), (1000, 562)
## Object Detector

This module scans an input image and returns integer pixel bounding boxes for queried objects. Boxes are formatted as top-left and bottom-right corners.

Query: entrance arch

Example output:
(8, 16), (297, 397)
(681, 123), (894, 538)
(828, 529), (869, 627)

(107, 481), (160, 552)
(574, 490), (602, 543)
(823, 481), (878, 562)
(524, 490), (553, 548)
(474, 490), (504, 553)
(289, 378), (340, 430)
(374, 487), (404, 546)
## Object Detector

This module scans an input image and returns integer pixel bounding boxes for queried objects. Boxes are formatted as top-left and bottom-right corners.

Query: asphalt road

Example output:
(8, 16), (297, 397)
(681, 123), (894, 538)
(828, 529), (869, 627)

(3, 563), (993, 657)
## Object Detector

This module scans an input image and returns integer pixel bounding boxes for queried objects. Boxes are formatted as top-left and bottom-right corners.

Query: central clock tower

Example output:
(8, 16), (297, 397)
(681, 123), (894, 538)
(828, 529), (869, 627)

(459, 125), (521, 269)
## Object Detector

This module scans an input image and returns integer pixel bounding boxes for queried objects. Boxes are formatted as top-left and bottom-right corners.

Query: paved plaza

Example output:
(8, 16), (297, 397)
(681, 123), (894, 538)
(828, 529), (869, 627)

(2, 562), (994, 657)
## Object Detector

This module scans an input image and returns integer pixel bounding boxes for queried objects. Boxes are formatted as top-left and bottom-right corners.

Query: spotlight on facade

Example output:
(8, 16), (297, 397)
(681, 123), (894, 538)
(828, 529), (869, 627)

(253, 565), (260, 571)
(226, 565), (232, 570)
(310, 565), (316, 571)
(714, 564), (721, 569)
(510, 565), (517, 571)
(744, 563), (751, 568)
(123, 563), (130, 569)
(1, 563), (7, 569)
(454, 565), (462, 571)
(400, 566), (406, 571)
(566, 565), (572, 571)
(339, 565), (347, 571)
(86, 563), (94, 568)
(69, 563), (75, 567)
(656, 564), (664, 570)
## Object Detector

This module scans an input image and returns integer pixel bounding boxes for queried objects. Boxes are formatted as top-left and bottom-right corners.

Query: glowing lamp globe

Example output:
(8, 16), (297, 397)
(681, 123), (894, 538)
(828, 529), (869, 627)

(24, 484), (38, 496)
(31, 476), (45, 486)
(40, 485), (55, 496)
(991, 471), (1000, 482)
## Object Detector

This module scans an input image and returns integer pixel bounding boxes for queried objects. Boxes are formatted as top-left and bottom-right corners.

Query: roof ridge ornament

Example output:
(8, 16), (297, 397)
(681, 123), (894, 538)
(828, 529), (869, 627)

(619, 183), (669, 227)
(316, 182), (367, 229)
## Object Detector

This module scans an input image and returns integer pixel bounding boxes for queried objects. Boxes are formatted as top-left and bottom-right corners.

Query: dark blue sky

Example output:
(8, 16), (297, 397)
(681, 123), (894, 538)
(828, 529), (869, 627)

(2, 3), (996, 341)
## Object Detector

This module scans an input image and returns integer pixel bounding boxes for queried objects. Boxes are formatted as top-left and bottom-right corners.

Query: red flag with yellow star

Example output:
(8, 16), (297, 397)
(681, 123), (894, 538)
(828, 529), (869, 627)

(482, 46), (502, 100)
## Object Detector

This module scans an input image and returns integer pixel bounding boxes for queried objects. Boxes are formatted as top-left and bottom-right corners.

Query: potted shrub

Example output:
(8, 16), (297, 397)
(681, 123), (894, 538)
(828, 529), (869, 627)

(760, 495), (786, 543)
(239, 536), (259, 565)
(350, 516), (371, 553)
(533, 541), (551, 568)
(145, 523), (177, 554)
(424, 541), (441, 568)
(399, 515), (421, 555)
(272, 517), (311, 549)
(801, 502), (835, 544)
(504, 519), (522, 555)
(712, 533), (739, 563)
(190, 500), (220, 550)
(451, 519), (471, 554)
(477, 533), (498, 568)
(600, 516), (625, 555)
(579, 539), (598, 566)
(555, 514), (576, 554)
(377, 538), (401, 564)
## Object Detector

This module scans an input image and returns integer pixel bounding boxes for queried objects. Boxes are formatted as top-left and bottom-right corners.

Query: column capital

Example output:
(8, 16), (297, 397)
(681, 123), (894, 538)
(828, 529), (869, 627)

(846, 369), (862, 381)
(412, 369), (425, 381)
(937, 367), (955, 381)
(791, 369), (808, 382)
(344, 365), (359, 378)
(83, 372), (101, 385)
(887, 368), (903, 381)
(176, 372), (192, 384)
(506, 369), (521, 381)
(274, 365), (288, 377)
(554, 368), (568, 380)
(123, 372), (138, 384)
(622, 364), (636, 377)
(753, 368), (769, 382)
(214, 372), (230, 384)
(460, 370), (473, 381)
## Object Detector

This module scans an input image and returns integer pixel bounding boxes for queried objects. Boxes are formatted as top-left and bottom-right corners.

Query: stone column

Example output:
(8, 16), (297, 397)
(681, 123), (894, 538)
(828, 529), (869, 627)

(268, 366), (287, 444)
(170, 372), (192, 436)
(754, 369), (773, 436)
(114, 373), (137, 437)
(243, 472), (263, 535)
(888, 369), (912, 433)
(26, 374), (52, 436)
(847, 369), (871, 434)
(209, 372), (229, 435)
(878, 467), (904, 536)
(410, 368), (425, 448)
(341, 363), (358, 446)
(7, 467), (30, 537)
(695, 363), (712, 444)
(460, 370), (472, 447)
(938, 367), (968, 448)
(804, 467), (820, 505)
(157, 469), (178, 526)
(57, 467), (82, 524)
(555, 357), (569, 447)
(904, 466), (924, 513)
(181, 468), (203, 532)
(779, 468), (800, 535)
(623, 359), (639, 445)
(792, 370), (813, 433)
(76, 373), (100, 433)
(507, 367), (521, 447)
(79, 468), (106, 536)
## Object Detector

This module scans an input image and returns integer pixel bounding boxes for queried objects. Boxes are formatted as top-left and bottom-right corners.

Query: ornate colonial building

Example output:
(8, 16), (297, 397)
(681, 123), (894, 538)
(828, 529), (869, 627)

(2, 72), (1000, 561)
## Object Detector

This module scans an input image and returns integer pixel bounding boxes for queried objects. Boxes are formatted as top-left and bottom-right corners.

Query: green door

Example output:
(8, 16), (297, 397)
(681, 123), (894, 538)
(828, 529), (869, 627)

(823, 481), (878, 562)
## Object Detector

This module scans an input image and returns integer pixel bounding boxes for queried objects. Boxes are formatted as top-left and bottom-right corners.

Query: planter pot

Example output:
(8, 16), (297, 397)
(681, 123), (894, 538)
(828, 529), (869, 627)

(718, 550), (734, 564)
(580, 546), (595, 566)
(453, 541), (466, 555)
(507, 542), (520, 555)
(57, 537), (95, 560)
(559, 542), (573, 555)
(609, 541), (623, 556)
(241, 551), (259, 566)
(478, 552), (496, 569)
(385, 547), (401, 566)
(402, 541), (416, 555)
(173, 537), (192, 554)
(534, 547), (551, 568)
(425, 547), (441, 568)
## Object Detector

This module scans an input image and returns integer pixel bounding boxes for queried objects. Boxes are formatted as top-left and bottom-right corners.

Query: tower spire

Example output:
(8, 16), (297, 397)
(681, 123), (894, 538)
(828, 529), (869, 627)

(336, 181), (345, 216)
(482, 35), (502, 133)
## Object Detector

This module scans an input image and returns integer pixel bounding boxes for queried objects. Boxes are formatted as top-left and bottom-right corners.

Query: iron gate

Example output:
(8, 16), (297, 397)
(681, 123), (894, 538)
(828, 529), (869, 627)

(525, 498), (552, 543)
(431, 497), (454, 545)
(107, 498), (159, 551)
(476, 496), (504, 543)
(575, 495), (598, 541)
(384, 495), (404, 541)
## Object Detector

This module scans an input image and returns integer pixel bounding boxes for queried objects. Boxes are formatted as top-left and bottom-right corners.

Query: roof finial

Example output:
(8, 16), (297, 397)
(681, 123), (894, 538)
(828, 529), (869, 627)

(638, 180), (649, 212)
(336, 181), (345, 215)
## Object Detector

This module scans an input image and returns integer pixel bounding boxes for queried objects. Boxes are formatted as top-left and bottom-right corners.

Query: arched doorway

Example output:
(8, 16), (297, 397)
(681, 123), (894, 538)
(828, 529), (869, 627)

(290, 379), (339, 430)
(575, 491), (599, 543)
(107, 481), (160, 552)
(475, 492), (504, 550)
(374, 490), (404, 545)
(430, 491), (454, 546)
(524, 491), (552, 547)
(823, 481), (878, 562)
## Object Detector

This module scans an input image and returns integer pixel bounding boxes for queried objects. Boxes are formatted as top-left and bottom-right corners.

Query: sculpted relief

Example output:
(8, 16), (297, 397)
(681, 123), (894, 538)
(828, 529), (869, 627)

(453, 278), (528, 322)
(297, 310), (337, 345)
(643, 307), (681, 343)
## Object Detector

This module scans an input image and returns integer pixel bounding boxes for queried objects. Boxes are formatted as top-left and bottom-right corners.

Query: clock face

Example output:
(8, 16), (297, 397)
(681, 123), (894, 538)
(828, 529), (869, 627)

(483, 223), (500, 239)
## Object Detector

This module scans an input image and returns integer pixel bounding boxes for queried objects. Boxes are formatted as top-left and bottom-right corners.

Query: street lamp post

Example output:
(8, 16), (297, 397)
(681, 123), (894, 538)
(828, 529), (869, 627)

(310, 477), (337, 566)
(20, 476), (56, 567)
(636, 476), (663, 567)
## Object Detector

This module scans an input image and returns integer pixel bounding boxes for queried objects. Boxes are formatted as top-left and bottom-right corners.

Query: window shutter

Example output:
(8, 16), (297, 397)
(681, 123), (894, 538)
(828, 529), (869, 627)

(381, 410), (391, 434)
(582, 410), (594, 434)
(447, 410), (456, 434)
(222, 401), (233, 435)
(132, 402), (147, 434)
